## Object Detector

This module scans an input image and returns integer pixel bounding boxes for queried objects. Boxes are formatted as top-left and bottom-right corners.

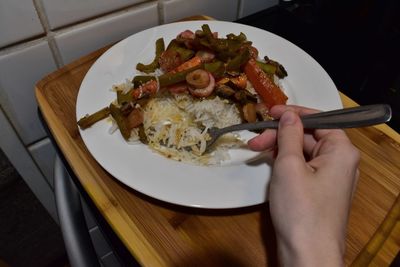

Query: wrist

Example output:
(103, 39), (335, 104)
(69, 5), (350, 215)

(276, 233), (344, 267)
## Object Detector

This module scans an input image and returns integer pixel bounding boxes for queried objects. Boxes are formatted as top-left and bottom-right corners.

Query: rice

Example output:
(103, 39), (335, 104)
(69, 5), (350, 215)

(138, 93), (243, 165)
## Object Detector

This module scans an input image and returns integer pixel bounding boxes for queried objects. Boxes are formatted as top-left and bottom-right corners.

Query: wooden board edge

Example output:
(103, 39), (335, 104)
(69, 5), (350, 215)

(340, 92), (400, 144)
(350, 193), (400, 266)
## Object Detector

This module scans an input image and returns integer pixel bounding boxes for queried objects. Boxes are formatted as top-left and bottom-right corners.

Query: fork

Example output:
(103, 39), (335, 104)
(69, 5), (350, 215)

(205, 104), (392, 150)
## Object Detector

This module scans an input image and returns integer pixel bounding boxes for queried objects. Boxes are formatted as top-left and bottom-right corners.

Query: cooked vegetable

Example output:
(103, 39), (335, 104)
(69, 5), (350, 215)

(242, 103), (257, 122)
(215, 84), (236, 98)
(131, 80), (158, 100)
(77, 107), (110, 129)
(172, 55), (202, 73)
(204, 60), (225, 78)
(159, 41), (195, 72)
(244, 59), (288, 109)
(132, 75), (155, 88)
(126, 108), (143, 130)
(109, 104), (130, 140)
(256, 61), (277, 76)
(136, 38), (165, 73)
(226, 48), (250, 73)
(229, 73), (247, 90)
(158, 49), (182, 72)
(158, 64), (203, 87)
(264, 56), (288, 78)
(234, 90), (258, 104)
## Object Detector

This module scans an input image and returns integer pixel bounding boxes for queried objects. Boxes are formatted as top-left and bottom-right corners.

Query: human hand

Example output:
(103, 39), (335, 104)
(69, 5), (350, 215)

(248, 105), (360, 267)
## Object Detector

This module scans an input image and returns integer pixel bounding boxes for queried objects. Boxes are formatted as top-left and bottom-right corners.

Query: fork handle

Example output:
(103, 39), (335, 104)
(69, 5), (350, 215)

(219, 104), (391, 133)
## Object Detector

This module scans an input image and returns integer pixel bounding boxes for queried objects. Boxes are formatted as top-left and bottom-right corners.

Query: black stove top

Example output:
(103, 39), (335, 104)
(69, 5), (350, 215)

(237, 0), (399, 131)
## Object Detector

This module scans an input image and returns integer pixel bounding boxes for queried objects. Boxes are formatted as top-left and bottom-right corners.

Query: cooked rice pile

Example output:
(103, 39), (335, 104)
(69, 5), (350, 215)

(139, 93), (243, 165)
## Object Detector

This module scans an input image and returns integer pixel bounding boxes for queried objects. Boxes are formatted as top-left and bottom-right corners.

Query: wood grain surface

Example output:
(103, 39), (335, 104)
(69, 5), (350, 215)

(35, 21), (400, 266)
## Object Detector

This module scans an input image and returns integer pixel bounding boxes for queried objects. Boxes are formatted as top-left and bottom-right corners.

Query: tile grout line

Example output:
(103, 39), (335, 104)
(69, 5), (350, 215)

(157, 0), (165, 25)
(237, 0), (244, 20)
(32, 0), (64, 68)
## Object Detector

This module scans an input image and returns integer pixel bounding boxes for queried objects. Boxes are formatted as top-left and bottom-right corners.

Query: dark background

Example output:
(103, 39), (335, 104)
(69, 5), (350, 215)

(238, 0), (400, 132)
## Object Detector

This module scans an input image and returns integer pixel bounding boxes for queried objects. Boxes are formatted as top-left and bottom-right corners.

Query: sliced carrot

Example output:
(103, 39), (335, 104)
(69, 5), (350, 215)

(172, 55), (202, 73)
(131, 80), (158, 100)
(244, 59), (287, 109)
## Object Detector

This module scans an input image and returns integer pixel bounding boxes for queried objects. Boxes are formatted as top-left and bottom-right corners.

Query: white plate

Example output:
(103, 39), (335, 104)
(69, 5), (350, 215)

(76, 21), (342, 209)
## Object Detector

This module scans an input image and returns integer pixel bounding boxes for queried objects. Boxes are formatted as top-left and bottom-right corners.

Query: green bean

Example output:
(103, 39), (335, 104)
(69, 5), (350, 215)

(77, 107), (110, 129)
(158, 64), (203, 87)
(109, 104), (130, 140)
(226, 32), (247, 42)
(117, 91), (133, 105)
(136, 38), (165, 73)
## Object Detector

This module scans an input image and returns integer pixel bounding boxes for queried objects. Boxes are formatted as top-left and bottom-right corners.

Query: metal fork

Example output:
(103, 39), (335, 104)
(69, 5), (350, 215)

(205, 104), (392, 150)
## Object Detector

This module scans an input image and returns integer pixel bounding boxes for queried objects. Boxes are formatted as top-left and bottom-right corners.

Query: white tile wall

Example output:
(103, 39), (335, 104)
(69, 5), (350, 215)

(0, 40), (57, 145)
(162, 0), (239, 23)
(239, 0), (279, 18)
(54, 2), (158, 65)
(29, 138), (57, 188)
(42, 0), (150, 30)
(0, 1), (44, 48)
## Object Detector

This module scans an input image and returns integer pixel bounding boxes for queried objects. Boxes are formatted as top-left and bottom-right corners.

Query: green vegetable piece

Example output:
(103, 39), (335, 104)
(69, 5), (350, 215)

(117, 90), (133, 105)
(204, 61), (225, 78)
(263, 56), (288, 78)
(77, 107), (110, 129)
(109, 104), (131, 140)
(136, 38), (165, 73)
(226, 32), (247, 42)
(158, 64), (203, 87)
(226, 48), (250, 72)
(256, 61), (277, 75)
(165, 39), (195, 61)
(138, 125), (148, 144)
(201, 24), (213, 39)
(175, 47), (194, 62)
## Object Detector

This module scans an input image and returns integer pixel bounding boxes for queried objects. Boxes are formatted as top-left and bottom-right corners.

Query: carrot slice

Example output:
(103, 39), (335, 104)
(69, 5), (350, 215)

(172, 56), (202, 73)
(244, 59), (287, 109)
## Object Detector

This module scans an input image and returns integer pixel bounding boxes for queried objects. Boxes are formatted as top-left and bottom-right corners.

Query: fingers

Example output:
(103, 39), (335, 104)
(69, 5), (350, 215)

(248, 105), (319, 156)
(276, 110), (305, 162)
(270, 105), (319, 118)
(247, 129), (277, 151)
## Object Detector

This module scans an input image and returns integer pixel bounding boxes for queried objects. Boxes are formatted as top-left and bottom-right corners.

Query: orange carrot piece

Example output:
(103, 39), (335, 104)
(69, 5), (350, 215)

(244, 59), (287, 109)
(172, 56), (202, 73)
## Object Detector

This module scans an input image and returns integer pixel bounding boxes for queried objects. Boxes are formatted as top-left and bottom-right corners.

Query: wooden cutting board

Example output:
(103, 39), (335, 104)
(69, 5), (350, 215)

(35, 20), (400, 267)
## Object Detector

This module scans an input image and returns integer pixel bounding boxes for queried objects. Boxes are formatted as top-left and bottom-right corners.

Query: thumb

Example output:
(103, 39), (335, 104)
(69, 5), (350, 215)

(276, 110), (305, 160)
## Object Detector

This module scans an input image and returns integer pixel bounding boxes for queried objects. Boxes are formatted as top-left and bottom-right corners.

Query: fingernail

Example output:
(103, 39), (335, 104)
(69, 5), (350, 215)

(280, 111), (297, 126)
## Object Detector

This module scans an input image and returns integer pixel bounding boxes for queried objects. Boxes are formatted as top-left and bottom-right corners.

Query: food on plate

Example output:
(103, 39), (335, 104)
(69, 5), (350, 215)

(78, 24), (288, 165)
